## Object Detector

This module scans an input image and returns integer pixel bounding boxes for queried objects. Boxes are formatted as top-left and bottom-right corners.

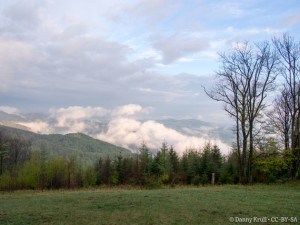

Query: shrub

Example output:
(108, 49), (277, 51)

(201, 174), (208, 185)
(82, 166), (97, 187)
(193, 175), (201, 186)
(0, 172), (13, 191)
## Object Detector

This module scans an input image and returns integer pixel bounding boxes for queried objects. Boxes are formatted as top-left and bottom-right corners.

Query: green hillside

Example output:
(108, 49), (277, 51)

(0, 125), (132, 165)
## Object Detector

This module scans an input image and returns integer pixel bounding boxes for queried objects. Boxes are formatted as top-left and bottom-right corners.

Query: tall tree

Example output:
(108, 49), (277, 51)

(139, 142), (152, 177)
(169, 145), (179, 183)
(102, 157), (113, 184)
(159, 142), (170, 175)
(246, 41), (278, 182)
(211, 145), (223, 183)
(273, 34), (300, 179)
(66, 156), (77, 189)
(269, 89), (291, 151)
(206, 41), (277, 183)
(7, 138), (31, 169)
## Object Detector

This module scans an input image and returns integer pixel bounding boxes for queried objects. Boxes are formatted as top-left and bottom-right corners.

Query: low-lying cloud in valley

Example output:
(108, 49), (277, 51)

(3, 104), (232, 155)
(97, 117), (230, 155)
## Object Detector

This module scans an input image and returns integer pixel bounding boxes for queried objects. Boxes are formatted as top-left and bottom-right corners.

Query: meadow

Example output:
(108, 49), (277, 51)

(1, 183), (299, 225)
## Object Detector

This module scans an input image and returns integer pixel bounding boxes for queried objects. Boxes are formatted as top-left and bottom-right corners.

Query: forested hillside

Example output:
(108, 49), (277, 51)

(0, 125), (132, 165)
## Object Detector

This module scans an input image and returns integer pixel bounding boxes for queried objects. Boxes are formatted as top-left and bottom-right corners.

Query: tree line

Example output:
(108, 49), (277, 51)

(0, 130), (297, 191)
(0, 135), (224, 190)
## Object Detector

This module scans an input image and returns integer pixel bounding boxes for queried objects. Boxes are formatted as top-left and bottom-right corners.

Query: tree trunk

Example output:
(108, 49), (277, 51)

(248, 122), (254, 184)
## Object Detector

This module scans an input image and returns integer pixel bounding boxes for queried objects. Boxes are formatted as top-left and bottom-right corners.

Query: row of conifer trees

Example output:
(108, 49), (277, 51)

(0, 135), (298, 191)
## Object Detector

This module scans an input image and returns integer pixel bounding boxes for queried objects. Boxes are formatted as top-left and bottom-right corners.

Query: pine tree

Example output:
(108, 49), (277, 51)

(169, 146), (179, 183)
(211, 145), (223, 183)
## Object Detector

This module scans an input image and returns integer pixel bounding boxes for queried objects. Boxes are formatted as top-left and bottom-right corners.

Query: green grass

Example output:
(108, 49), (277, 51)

(0, 184), (299, 225)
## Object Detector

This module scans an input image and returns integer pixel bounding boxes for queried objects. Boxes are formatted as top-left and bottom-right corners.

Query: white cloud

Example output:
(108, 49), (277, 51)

(1, 0), (293, 133)
(136, 88), (182, 102)
(97, 117), (231, 155)
(197, 115), (204, 120)
(17, 121), (51, 134)
(112, 104), (143, 117)
(0, 38), (33, 89)
(178, 57), (195, 62)
(152, 36), (210, 64)
(46, 104), (154, 134)
(49, 106), (107, 131)
(5, 104), (230, 155)
(0, 106), (20, 115)
(121, 0), (181, 26)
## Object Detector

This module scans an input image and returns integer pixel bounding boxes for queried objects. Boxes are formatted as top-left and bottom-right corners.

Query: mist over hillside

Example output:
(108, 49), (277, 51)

(0, 106), (234, 155)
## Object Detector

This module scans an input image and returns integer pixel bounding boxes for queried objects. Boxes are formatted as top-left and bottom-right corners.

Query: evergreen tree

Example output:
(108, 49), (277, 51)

(211, 145), (223, 183)
(169, 146), (179, 183)
(200, 145), (212, 184)
(158, 142), (170, 175)
(139, 142), (152, 177)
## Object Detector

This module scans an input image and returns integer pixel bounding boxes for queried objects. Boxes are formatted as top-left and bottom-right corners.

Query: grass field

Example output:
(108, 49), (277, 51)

(0, 184), (299, 225)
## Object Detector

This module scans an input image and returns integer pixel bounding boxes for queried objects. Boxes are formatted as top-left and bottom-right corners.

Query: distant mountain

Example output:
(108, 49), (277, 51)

(157, 119), (234, 145)
(0, 111), (49, 123)
(0, 110), (234, 149)
(0, 125), (132, 165)
(0, 121), (30, 130)
(0, 111), (26, 122)
(156, 119), (213, 134)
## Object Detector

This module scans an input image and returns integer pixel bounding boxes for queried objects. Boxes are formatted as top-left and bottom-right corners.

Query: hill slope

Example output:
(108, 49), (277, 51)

(0, 125), (132, 165)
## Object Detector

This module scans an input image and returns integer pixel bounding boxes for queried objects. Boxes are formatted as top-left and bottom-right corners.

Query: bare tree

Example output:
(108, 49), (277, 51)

(206, 41), (277, 183)
(273, 34), (300, 179)
(246, 42), (278, 182)
(269, 89), (291, 151)
(7, 138), (31, 168)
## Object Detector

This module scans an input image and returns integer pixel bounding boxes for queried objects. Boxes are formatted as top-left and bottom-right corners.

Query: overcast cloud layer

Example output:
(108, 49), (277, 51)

(1, 0), (299, 124)
(1, 0), (300, 154)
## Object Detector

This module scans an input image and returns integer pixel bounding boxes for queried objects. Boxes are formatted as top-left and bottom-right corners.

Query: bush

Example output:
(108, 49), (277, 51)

(82, 166), (97, 187)
(193, 175), (201, 186)
(219, 170), (233, 184)
(266, 174), (277, 184)
(169, 183), (176, 188)
(0, 172), (13, 191)
(158, 174), (169, 185)
(143, 176), (162, 189)
(112, 171), (120, 185)
(201, 174), (208, 185)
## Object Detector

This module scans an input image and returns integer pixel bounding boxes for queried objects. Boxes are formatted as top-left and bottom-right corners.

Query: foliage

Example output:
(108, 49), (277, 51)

(1, 114), (300, 191)
(82, 166), (97, 187)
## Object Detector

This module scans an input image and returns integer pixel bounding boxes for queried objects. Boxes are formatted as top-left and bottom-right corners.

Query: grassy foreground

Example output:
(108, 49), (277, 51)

(0, 184), (299, 225)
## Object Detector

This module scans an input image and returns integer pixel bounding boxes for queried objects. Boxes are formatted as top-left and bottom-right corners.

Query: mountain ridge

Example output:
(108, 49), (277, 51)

(0, 125), (132, 165)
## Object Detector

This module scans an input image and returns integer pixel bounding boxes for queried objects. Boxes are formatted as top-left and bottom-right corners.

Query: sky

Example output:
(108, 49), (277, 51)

(0, 0), (299, 153)
(0, 0), (300, 122)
